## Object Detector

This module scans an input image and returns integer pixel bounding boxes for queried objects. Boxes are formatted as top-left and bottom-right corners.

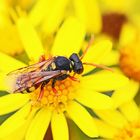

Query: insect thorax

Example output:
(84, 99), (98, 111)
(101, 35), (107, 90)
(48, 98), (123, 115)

(53, 56), (72, 71)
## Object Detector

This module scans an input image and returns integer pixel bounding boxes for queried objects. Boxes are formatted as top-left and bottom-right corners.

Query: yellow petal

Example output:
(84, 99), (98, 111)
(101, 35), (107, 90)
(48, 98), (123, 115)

(0, 1), (9, 22)
(119, 23), (137, 47)
(83, 39), (112, 63)
(102, 50), (120, 66)
(28, 0), (52, 27)
(119, 100), (140, 122)
(82, 39), (112, 73)
(51, 17), (86, 57)
(17, 17), (44, 61)
(0, 103), (32, 139)
(81, 70), (129, 92)
(0, 72), (8, 90)
(100, 0), (133, 13)
(0, 2), (23, 55)
(51, 112), (68, 140)
(131, 14), (140, 29)
(0, 106), (37, 140)
(0, 25), (24, 55)
(0, 52), (25, 72)
(73, 0), (102, 33)
(93, 118), (118, 139)
(0, 94), (29, 115)
(112, 79), (139, 108)
(76, 89), (114, 109)
(41, 0), (69, 35)
(26, 108), (52, 140)
(67, 101), (98, 137)
(94, 109), (127, 128)
(17, 0), (34, 10)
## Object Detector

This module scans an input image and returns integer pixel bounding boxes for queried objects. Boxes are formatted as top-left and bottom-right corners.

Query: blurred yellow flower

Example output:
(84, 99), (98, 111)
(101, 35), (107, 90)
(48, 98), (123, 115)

(73, 0), (102, 34)
(0, 16), (129, 140)
(94, 100), (140, 139)
(113, 24), (140, 108)
(98, 0), (140, 42)
(0, 0), (103, 57)
(99, 36), (140, 109)
(0, 0), (24, 55)
(93, 0), (140, 108)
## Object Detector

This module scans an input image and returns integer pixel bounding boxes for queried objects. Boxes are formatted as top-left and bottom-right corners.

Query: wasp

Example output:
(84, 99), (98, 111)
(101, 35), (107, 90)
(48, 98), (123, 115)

(7, 36), (112, 101)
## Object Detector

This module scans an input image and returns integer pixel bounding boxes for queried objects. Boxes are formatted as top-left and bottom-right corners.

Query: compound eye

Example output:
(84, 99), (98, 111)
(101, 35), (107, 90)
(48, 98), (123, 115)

(76, 68), (83, 74)
(69, 53), (79, 62)
(73, 62), (84, 74)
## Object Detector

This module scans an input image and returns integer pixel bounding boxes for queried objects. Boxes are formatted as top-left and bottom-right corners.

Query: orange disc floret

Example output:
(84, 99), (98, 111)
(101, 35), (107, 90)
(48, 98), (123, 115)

(30, 77), (80, 112)
(114, 121), (140, 140)
(119, 43), (140, 81)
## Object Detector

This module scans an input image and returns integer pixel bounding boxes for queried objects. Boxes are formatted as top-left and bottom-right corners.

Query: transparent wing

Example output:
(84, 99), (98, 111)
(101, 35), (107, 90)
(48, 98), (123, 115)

(14, 70), (63, 92)
(7, 57), (55, 76)
(6, 57), (55, 93)
(6, 70), (66, 93)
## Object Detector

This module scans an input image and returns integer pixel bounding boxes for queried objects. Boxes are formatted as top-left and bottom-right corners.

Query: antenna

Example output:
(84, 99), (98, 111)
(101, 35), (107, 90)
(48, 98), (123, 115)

(83, 62), (113, 72)
(80, 35), (94, 60)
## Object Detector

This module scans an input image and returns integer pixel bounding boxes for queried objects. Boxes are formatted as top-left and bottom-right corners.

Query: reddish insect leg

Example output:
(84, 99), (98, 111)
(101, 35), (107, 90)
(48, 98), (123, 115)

(52, 87), (58, 94)
(37, 88), (44, 102)
(39, 54), (46, 62)
(37, 83), (45, 101)
(69, 75), (80, 82)
(39, 54), (53, 62)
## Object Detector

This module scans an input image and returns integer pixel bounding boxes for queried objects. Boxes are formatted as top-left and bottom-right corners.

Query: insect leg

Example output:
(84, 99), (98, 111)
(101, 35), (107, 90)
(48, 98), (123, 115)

(39, 55), (46, 62)
(52, 79), (58, 94)
(69, 75), (80, 82)
(37, 82), (46, 101)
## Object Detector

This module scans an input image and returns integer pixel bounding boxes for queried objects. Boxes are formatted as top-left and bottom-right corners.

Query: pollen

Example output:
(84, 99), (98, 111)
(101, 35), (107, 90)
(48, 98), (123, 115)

(119, 42), (140, 81)
(114, 121), (140, 140)
(30, 77), (80, 113)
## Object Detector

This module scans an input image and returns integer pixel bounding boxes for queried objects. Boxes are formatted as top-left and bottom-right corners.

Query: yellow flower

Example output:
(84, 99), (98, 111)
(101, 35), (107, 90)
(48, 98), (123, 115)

(28, 0), (102, 36)
(73, 0), (102, 34)
(98, 0), (140, 41)
(0, 0), (24, 55)
(0, 0), (102, 57)
(99, 38), (140, 108)
(0, 16), (128, 140)
(113, 24), (140, 107)
(93, 100), (140, 139)
(94, 0), (140, 108)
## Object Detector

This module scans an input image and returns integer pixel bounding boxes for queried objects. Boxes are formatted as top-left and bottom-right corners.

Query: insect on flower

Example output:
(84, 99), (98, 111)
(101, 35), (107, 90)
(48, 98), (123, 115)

(7, 36), (112, 101)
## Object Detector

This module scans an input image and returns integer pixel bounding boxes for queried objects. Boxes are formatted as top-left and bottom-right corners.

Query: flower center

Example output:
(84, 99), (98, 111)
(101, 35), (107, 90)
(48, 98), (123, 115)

(102, 13), (127, 39)
(114, 121), (140, 140)
(119, 42), (140, 81)
(30, 77), (79, 113)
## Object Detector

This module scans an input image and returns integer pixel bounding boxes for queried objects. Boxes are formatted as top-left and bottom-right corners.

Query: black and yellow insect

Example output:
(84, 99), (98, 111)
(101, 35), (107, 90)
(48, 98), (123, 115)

(7, 36), (111, 100)
(7, 53), (83, 94)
